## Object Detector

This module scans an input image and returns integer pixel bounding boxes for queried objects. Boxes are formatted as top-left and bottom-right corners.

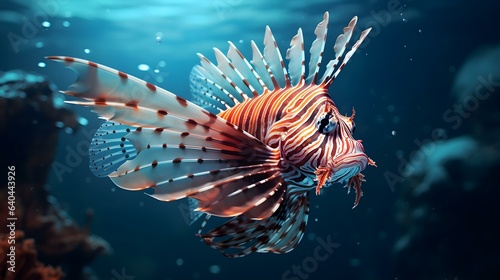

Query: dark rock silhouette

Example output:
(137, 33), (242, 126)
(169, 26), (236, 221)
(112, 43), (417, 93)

(0, 70), (110, 280)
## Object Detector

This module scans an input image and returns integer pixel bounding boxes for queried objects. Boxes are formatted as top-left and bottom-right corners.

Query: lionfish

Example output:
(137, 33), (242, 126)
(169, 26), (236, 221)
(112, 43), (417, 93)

(48, 11), (375, 257)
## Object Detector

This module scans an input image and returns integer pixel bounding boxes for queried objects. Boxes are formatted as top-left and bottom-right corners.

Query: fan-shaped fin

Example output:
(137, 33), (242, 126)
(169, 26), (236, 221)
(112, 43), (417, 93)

(89, 121), (137, 177)
(188, 197), (205, 225)
(213, 48), (254, 100)
(48, 56), (284, 221)
(189, 66), (230, 113)
(190, 10), (371, 106)
(144, 165), (284, 216)
(199, 191), (309, 257)
(50, 9), (372, 258)
(197, 54), (242, 106)
(191, 167), (284, 218)
(46, 57), (227, 131)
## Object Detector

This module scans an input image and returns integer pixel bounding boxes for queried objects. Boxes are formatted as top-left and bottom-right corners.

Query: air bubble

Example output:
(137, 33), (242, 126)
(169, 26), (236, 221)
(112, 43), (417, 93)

(350, 258), (361, 267)
(62, 20), (71, 27)
(392, 130), (397, 136)
(78, 116), (88, 126)
(176, 258), (184, 266)
(138, 64), (150, 71)
(35, 41), (44, 48)
(84, 48), (90, 54)
(55, 121), (64, 128)
(42, 21), (51, 28)
(307, 233), (316, 241)
(209, 265), (220, 274)
(156, 32), (163, 44)
(38, 62), (46, 68)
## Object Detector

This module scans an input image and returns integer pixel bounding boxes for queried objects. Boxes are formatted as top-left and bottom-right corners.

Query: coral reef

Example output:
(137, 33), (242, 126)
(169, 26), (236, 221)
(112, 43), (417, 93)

(0, 230), (64, 280)
(0, 70), (110, 280)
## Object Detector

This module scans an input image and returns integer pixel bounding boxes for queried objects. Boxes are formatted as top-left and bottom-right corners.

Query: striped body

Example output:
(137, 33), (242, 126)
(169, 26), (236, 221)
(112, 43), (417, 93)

(219, 85), (332, 189)
(49, 12), (375, 258)
(219, 84), (328, 147)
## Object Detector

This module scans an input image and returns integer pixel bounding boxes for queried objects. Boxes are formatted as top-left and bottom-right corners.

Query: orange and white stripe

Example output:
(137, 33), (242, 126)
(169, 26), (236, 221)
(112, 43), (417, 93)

(49, 11), (374, 258)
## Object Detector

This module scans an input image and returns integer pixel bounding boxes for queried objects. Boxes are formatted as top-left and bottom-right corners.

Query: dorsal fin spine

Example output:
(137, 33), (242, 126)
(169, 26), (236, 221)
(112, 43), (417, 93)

(197, 53), (241, 106)
(263, 26), (289, 89)
(323, 27), (372, 88)
(213, 48), (251, 101)
(190, 12), (371, 110)
(250, 40), (273, 91)
(307, 12), (329, 85)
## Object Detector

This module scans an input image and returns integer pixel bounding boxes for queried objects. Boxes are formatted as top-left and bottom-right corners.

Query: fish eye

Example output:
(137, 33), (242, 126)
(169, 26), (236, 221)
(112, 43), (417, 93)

(351, 122), (356, 134)
(316, 113), (336, 134)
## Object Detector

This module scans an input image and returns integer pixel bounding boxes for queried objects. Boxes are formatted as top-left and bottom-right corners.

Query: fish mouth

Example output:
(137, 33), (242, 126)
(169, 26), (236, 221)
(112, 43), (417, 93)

(314, 151), (369, 195)
(328, 152), (368, 184)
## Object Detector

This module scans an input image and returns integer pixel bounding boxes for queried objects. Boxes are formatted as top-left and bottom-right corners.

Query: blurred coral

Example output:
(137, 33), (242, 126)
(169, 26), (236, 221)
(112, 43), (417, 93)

(0, 70), (110, 280)
(0, 231), (64, 280)
(394, 46), (500, 279)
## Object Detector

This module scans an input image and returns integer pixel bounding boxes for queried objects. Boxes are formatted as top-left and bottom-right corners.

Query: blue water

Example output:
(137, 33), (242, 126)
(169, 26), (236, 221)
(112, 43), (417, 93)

(1, 0), (499, 279)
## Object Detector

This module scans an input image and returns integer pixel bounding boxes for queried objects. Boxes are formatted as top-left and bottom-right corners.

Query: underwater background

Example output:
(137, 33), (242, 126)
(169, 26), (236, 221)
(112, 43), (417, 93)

(1, 0), (499, 279)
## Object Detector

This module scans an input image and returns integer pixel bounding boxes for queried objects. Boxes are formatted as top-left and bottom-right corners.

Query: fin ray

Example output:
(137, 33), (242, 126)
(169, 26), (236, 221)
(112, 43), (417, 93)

(88, 121), (137, 177)
(306, 12), (329, 84)
(213, 48), (254, 100)
(286, 28), (305, 86)
(263, 26), (289, 88)
(250, 40), (274, 91)
(199, 191), (309, 257)
(226, 42), (264, 95)
(49, 56), (284, 221)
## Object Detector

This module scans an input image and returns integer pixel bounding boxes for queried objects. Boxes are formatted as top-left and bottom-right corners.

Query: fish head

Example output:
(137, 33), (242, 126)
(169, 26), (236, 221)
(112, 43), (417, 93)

(278, 94), (375, 206)
(312, 99), (376, 206)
